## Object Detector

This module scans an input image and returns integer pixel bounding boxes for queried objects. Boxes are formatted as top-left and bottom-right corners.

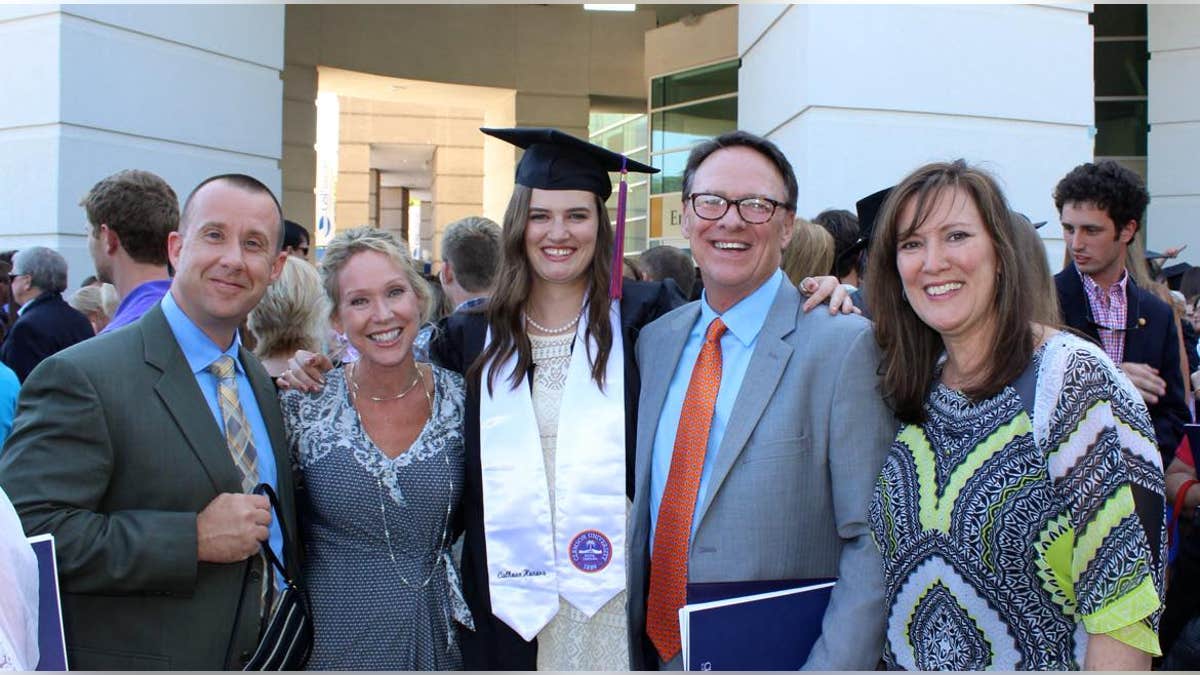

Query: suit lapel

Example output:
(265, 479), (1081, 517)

(634, 304), (699, 507)
(1057, 264), (1102, 345)
(693, 284), (797, 530)
(1121, 277), (1146, 364)
(142, 307), (241, 494)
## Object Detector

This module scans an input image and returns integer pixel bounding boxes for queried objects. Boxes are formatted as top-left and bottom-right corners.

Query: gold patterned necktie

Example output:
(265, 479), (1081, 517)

(208, 355), (259, 493)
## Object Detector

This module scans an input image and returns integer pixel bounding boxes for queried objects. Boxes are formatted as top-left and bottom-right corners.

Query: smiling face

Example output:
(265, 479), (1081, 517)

(895, 186), (999, 348)
(683, 146), (794, 313)
(331, 250), (422, 369)
(523, 188), (599, 293)
(167, 180), (286, 348)
(1059, 200), (1135, 287)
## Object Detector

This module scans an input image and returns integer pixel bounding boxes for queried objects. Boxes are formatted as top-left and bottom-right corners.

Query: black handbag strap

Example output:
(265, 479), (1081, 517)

(253, 483), (297, 587)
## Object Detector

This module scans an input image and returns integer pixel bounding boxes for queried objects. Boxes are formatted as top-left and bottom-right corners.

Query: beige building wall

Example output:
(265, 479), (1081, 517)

(335, 96), (485, 260)
(645, 5), (738, 80)
(284, 4), (656, 249)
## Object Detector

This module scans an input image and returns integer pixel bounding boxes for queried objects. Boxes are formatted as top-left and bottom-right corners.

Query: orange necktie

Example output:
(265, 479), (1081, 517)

(647, 317), (727, 663)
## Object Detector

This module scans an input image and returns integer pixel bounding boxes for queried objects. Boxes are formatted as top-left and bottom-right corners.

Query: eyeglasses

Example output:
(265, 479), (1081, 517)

(298, 246), (310, 257)
(688, 193), (788, 224)
(6, 273), (24, 283)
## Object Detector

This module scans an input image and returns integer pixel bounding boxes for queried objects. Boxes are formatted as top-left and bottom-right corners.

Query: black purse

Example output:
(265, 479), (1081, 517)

(244, 483), (313, 671)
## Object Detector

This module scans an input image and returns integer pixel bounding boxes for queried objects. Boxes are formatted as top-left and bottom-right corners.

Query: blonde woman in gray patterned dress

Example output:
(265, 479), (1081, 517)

(279, 227), (472, 669)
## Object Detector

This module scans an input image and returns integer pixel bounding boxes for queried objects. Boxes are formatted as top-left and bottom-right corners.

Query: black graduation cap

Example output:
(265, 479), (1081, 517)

(1162, 262), (1191, 290)
(855, 186), (894, 253)
(481, 127), (657, 200)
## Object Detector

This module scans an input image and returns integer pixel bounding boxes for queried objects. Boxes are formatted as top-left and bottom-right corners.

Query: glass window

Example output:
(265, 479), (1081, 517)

(1091, 4), (1147, 37)
(1094, 41), (1147, 97)
(1095, 100), (1148, 157)
(651, 97), (738, 153)
(591, 114), (648, 155)
(651, 60), (739, 109)
(651, 151), (689, 195)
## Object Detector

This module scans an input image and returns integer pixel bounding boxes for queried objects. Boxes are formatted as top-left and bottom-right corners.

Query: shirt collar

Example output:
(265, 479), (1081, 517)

(698, 269), (783, 347)
(455, 296), (488, 313)
(160, 290), (244, 376)
(1079, 265), (1129, 297)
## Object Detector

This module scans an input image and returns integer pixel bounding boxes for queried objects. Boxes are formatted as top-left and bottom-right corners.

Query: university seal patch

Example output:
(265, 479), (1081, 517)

(568, 530), (612, 573)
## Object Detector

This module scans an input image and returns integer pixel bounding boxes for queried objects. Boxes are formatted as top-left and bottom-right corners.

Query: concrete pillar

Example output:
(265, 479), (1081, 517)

(1146, 5), (1200, 257)
(738, 4), (1094, 269)
(0, 4), (284, 287)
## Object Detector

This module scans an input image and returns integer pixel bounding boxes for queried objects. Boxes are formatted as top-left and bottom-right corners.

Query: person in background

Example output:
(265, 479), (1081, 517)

(867, 159), (1163, 669)
(622, 255), (643, 282)
(0, 484), (38, 671)
(780, 216), (835, 288)
(247, 256), (328, 379)
(637, 245), (696, 302)
(283, 220), (310, 259)
(81, 169), (178, 334)
(68, 283), (119, 335)
(813, 208), (863, 287)
(1055, 160), (1190, 464)
(0, 247), (93, 382)
(1009, 211), (1061, 325)
(413, 216), (502, 363)
(280, 226), (471, 669)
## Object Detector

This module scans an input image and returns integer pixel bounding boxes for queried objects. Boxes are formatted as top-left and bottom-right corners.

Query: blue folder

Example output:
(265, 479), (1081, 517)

(681, 578), (835, 671)
(28, 534), (68, 671)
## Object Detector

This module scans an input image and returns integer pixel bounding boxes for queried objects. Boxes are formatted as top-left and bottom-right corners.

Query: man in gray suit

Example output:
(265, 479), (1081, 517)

(628, 131), (894, 670)
(0, 174), (297, 669)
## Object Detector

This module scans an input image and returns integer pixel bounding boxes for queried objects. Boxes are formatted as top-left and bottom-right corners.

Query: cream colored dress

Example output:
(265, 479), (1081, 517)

(529, 332), (631, 671)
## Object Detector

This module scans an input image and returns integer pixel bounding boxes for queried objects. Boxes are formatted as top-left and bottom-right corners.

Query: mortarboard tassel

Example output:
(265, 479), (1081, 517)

(610, 157), (628, 300)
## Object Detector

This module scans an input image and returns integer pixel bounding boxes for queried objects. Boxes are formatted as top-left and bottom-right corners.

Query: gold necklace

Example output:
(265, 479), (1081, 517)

(349, 361), (423, 402)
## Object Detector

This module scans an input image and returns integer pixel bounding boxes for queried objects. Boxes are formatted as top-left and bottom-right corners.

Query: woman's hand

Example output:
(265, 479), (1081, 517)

(798, 275), (860, 315)
(276, 350), (333, 392)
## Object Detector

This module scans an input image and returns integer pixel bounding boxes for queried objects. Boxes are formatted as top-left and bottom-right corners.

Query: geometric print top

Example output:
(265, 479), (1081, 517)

(870, 332), (1165, 670)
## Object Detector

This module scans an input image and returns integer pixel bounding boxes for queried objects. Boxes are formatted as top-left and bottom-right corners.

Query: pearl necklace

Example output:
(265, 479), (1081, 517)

(524, 312), (580, 335)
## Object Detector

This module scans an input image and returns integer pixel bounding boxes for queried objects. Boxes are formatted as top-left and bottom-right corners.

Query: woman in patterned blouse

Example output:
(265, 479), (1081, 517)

(863, 160), (1165, 669)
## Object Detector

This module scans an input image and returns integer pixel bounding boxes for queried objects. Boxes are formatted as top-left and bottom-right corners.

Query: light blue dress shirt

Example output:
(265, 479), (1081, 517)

(649, 268), (784, 547)
(160, 292), (285, 573)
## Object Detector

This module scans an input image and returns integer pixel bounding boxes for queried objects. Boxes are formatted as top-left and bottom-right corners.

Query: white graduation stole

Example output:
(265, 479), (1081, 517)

(479, 301), (627, 642)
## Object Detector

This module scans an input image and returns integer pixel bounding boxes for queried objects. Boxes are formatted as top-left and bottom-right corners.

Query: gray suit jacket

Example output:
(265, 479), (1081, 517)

(627, 281), (894, 670)
(0, 305), (300, 670)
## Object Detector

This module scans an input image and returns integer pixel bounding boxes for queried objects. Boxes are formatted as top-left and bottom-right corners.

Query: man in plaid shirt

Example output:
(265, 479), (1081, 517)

(1053, 160), (1190, 464)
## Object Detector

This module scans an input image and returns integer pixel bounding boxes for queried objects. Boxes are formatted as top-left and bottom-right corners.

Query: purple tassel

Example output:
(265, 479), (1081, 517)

(610, 157), (628, 300)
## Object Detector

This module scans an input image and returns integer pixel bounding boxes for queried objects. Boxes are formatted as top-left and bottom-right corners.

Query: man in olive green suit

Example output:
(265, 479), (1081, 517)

(0, 174), (297, 670)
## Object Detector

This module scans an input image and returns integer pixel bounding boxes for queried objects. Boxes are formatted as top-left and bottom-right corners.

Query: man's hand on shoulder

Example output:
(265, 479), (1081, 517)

(1120, 361), (1166, 404)
(196, 493), (271, 563)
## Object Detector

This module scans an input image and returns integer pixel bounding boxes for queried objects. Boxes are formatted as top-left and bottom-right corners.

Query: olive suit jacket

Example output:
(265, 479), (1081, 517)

(0, 304), (301, 670)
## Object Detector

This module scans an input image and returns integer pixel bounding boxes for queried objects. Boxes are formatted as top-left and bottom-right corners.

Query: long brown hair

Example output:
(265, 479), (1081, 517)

(470, 185), (616, 395)
(866, 160), (1035, 424)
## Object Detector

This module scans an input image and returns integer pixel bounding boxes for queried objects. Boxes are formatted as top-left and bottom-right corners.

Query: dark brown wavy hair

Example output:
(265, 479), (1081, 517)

(470, 185), (615, 395)
(865, 160), (1035, 424)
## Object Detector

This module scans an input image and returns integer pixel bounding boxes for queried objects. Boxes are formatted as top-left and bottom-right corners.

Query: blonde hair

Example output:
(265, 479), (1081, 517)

(781, 217), (835, 286)
(319, 226), (432, 323)
(247, 255), (329, 359)
(69, 283), (118, 323)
